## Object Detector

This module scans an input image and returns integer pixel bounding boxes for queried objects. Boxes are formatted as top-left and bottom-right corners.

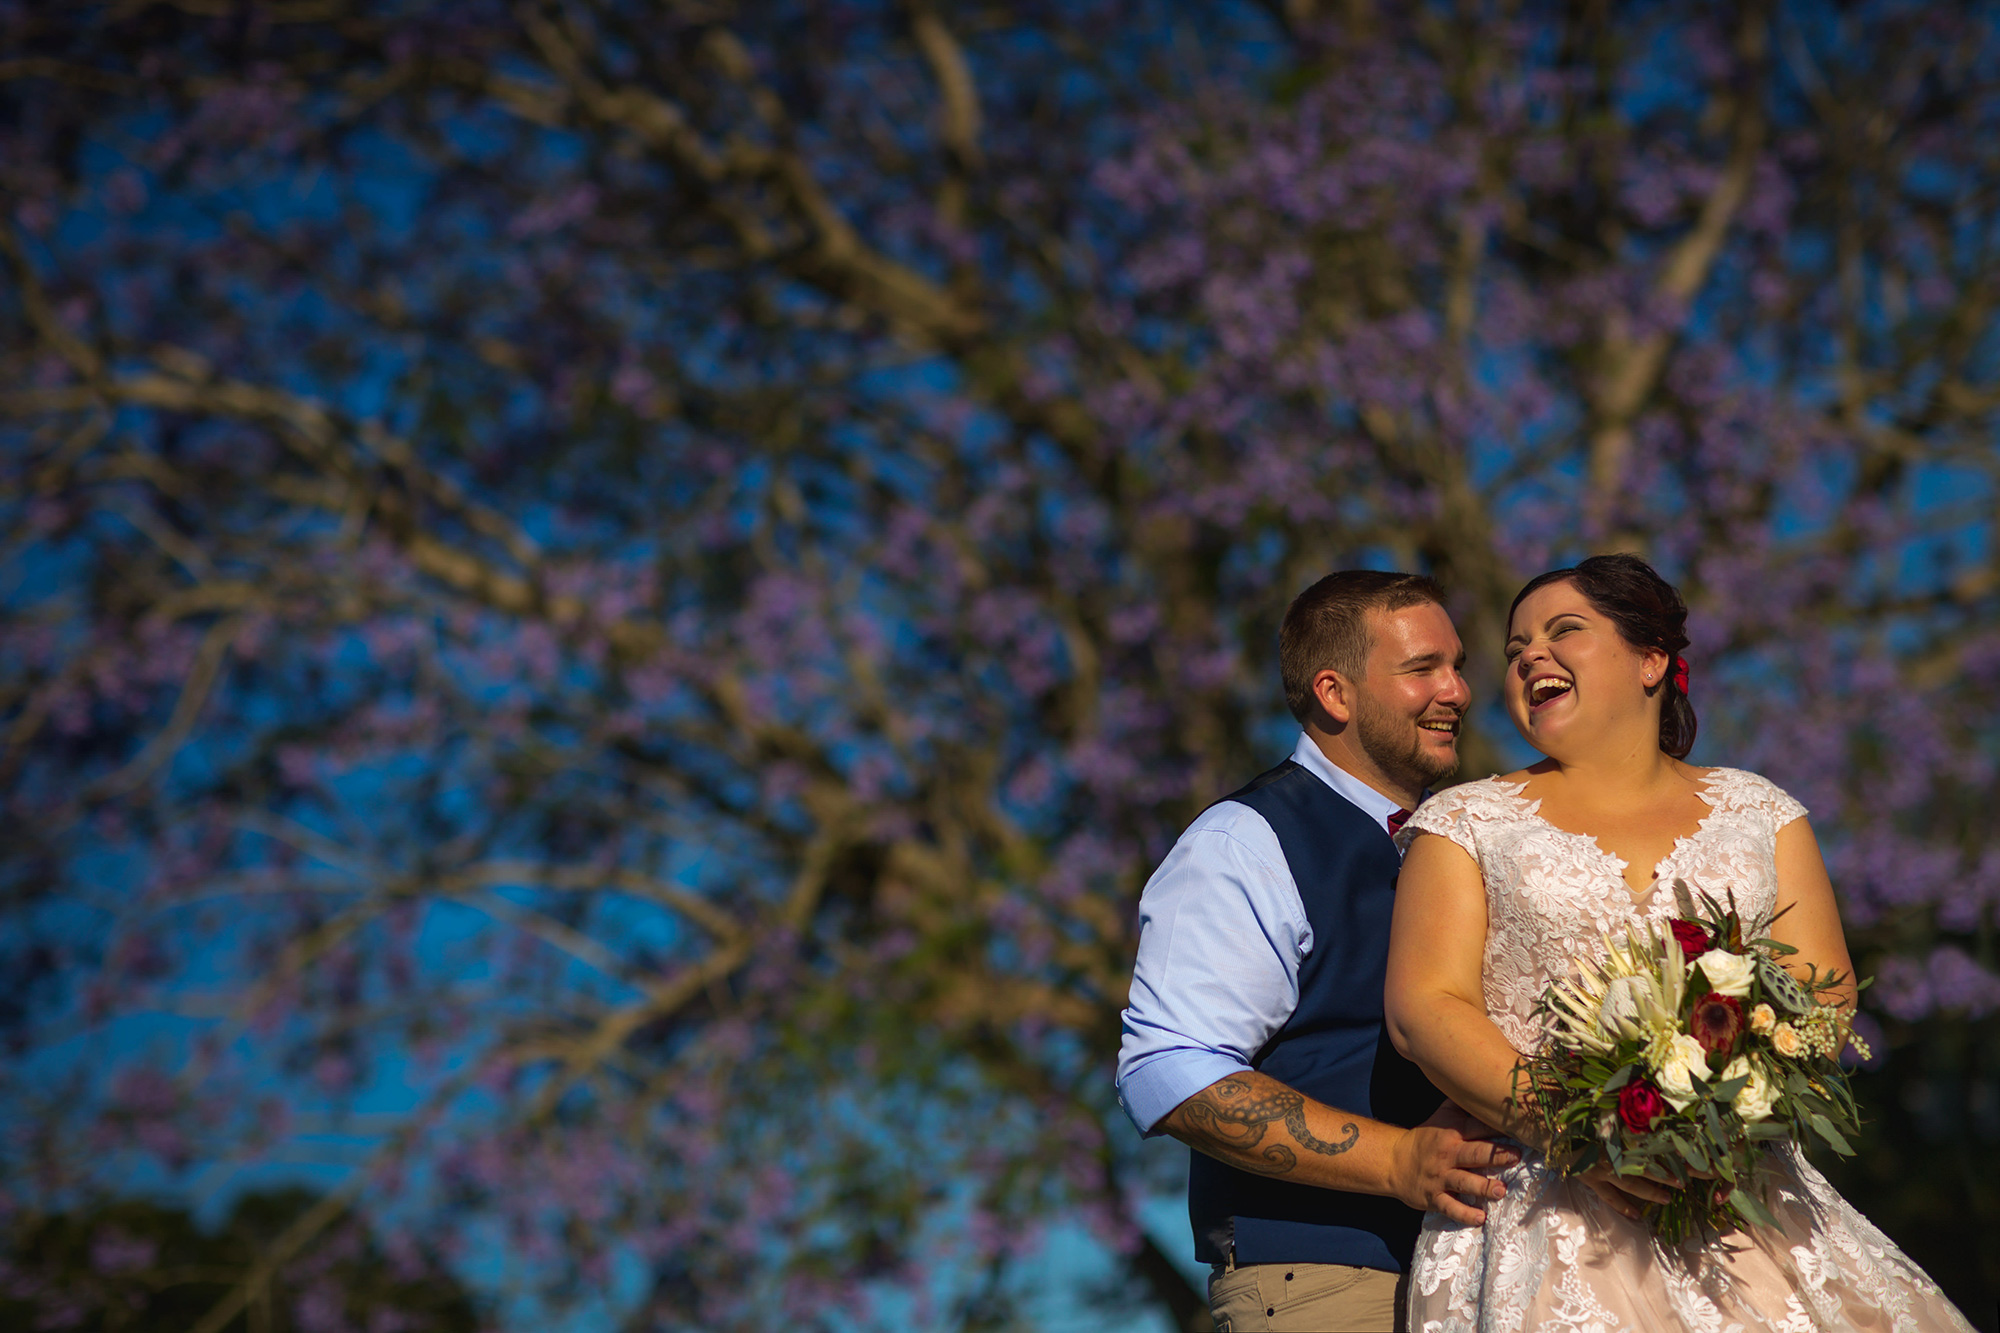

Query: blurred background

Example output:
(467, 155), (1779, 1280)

(2, 2), (1997, 1330)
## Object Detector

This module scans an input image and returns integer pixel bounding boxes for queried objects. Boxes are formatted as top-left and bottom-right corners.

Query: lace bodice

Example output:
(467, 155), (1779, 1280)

(1392, 768), (1973, 1333)
(1398, 767), (1806, 1054)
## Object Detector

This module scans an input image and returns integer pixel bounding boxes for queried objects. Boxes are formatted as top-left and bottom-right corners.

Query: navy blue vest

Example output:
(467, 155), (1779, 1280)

(1187, 761), (1442, 1270)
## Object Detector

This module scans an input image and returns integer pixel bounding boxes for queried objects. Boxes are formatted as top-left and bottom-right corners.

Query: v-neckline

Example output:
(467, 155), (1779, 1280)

(1499, 772), (1722, 907)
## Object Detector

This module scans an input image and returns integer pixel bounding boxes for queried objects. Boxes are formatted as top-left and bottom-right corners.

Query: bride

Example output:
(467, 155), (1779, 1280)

(1384, 554), (1972, 1333)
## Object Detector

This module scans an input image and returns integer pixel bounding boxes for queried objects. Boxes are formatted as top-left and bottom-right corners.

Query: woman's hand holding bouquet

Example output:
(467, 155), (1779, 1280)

(1518, 881), (1870, 1243)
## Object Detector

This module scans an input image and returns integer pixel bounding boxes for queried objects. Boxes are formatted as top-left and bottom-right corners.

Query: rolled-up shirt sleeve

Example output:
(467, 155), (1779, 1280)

(1115, 804), (1311, 1136)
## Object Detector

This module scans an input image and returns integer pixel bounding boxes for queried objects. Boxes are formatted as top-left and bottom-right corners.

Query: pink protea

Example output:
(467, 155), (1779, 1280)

(1691, 992), (1745, 1055)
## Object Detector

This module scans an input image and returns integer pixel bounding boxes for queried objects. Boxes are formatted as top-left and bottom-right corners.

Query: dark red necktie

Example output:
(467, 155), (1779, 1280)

(1387, 808), (1412, 836)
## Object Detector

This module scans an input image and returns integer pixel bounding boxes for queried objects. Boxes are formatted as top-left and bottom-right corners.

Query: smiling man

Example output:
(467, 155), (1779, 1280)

(1116, 571), (1514, 1333)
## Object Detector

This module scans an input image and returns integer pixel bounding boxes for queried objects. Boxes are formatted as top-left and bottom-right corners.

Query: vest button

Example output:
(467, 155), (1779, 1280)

(1285, 1271), (1294, 1281)
(1265, 1308), (1275, 1317)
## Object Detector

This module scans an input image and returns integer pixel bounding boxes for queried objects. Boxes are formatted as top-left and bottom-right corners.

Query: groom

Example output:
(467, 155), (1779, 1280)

(1117, 571), (1514, 1333)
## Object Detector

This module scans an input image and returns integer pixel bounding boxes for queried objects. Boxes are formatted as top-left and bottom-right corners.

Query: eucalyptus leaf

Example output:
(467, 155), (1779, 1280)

(1808, 1113), (1853, 1155)
(1702, 1100), (1728, 1151)
(1668, 1132), (1709, 1174)
(1731, 1187), (1778, 1230)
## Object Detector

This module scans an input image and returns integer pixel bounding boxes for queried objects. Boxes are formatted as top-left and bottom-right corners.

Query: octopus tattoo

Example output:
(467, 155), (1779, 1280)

(1175, 1074), (1360, 1177)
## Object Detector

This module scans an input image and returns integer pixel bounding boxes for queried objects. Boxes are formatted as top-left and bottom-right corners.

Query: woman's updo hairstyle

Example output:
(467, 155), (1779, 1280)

(1508, 553), (1697, 759)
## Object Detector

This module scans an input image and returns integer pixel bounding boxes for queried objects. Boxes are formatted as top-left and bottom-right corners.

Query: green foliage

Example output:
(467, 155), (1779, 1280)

(1522, 890), (1865, 1243)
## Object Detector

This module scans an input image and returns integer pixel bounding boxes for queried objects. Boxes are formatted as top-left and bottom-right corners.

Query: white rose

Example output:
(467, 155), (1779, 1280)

(1649, 1033), (1712, 1111)
(1722, 1056), (1778, 1122)
(1696, 949), (1756, 998)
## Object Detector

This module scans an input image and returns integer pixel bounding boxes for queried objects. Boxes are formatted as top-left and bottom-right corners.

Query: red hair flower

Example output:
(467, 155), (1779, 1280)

(1672, 655), (1689, 693)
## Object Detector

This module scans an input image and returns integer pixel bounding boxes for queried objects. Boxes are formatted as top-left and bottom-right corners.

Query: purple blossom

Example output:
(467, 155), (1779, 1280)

(88, 1230), (157, 1275)
(0, 5), (1994, 1326)
(1923, 948), (2000, 1018)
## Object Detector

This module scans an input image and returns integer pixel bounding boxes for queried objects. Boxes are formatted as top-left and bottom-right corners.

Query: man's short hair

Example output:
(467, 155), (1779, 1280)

(1279, 570), (1447, 723)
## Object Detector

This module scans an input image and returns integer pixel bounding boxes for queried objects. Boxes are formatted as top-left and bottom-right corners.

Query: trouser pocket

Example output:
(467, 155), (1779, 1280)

(1208, 1262), (1399, 1332)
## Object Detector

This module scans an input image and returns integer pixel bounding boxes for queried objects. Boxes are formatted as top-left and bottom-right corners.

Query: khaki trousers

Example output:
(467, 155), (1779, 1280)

(1207, 1259), (1406, 1332)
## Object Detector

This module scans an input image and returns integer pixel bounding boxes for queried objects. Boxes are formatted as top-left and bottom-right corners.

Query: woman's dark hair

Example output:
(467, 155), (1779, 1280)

(1508, 553), (1697, 759)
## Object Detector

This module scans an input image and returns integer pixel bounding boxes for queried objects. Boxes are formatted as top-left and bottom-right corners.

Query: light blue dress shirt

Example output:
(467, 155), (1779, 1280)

(1115, 734), (1408, 1135)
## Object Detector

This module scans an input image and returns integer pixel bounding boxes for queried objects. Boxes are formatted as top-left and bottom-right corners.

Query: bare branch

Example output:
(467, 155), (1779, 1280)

(187, 1187), (356, 1333)
(451, 890), (632, 981)
(450, 860), (743, 943)
(0, 58), (141, 94)
(86, 614), (244, 800)
(1587, 6), (1771, 525)
(463, 13), (984, 342)
(2, 223), (105, 379)
(908, 1), (983, 225)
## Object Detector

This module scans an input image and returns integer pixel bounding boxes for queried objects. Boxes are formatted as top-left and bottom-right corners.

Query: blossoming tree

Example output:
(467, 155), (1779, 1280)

(1, 1), (1996, 1327)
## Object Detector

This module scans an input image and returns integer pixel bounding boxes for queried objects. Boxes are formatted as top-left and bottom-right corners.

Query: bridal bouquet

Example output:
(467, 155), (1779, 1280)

(1519, 882), (1870, 1243)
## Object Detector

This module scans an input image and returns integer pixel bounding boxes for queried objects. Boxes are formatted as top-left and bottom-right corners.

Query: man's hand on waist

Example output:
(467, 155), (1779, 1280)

(1385, 1100), (1519, 1225)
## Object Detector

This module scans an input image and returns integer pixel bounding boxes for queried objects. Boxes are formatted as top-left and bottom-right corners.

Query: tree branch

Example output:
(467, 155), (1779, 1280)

(474, 10), (983, 343)
(907, 1), (983, 226)
(1587, 5), (1770, 527)
(86, 613), (244, 800)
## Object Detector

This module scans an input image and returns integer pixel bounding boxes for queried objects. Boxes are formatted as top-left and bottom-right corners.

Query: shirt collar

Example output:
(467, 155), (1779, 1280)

(1289, 732), (1410, 835)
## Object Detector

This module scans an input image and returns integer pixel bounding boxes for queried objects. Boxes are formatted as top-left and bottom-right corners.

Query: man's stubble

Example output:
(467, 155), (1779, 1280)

(1353, 689), (1460, 797)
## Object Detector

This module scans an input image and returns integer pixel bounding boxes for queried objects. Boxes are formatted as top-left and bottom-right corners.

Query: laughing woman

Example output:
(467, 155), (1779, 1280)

(1383, 554), (1971, 1333)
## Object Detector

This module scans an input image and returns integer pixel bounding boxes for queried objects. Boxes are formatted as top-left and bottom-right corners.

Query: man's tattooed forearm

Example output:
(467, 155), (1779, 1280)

(1172, 1075), (1360, 1177)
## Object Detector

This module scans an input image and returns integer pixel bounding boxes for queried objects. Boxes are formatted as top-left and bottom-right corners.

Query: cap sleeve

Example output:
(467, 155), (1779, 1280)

(1706, 767), (1808, 833)
(1753, 774), (1807, 831)
(1396, 784), (1486, 864)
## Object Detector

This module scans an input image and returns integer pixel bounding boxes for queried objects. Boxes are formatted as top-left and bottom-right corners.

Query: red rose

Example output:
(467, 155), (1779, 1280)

(1690, 992), (1744, 1055)
(1670, 918), (1711, 961)
(1617, 1079), (1668, 1134)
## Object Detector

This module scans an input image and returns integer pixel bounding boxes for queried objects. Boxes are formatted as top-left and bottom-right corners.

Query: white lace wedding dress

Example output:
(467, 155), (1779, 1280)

(1397, 769), (1973, 1333)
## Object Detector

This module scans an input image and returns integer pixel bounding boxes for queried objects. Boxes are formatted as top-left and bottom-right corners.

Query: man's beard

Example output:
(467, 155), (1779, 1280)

(1354, 693), (1460, 793)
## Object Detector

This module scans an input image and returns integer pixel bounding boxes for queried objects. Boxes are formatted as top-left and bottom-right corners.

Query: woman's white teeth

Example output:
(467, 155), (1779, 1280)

(1529, 678), (1573, 705)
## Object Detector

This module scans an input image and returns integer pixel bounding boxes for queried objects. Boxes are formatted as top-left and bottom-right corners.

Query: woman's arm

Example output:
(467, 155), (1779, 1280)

(1768, 817), (1859, 1010)
(1382, 832), (1537, 1139)
(1385, 830), (1674, 1219)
